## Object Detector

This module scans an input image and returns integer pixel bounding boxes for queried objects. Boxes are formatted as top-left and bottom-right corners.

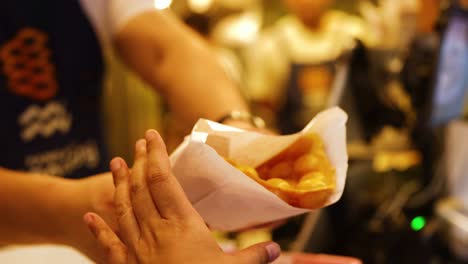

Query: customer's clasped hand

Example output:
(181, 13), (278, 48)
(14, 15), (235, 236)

(83, 129), (281, 264)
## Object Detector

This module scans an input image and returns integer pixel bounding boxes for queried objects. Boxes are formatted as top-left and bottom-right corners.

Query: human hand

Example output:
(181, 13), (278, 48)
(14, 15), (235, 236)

(62, 173), (117, 263)
(83, 129), (281, 264)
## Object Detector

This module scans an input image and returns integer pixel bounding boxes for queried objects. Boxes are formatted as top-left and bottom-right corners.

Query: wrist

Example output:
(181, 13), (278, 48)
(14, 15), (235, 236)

(221, 119), (259, 131)
(216, 110), (266, 129)
(23, 176), (83, 245)
(53, 179), (91, 246)
(57, 174), (115, 262)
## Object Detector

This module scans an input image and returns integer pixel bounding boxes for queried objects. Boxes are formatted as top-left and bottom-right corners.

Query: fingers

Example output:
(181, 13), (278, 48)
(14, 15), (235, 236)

(110, 157), (140, 245)
(235, 241), (281, 264)
(130, 139), (160, 224)
(83, 212), (127, 264)
(145, 129), (195, 218)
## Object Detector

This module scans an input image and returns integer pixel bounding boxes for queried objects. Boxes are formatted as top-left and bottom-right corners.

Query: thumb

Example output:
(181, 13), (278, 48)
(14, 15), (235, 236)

(235, 241), (281, 264)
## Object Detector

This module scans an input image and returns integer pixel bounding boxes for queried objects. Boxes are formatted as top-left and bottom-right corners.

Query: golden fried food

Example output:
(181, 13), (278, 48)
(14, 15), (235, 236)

(228, 133), (336, 209)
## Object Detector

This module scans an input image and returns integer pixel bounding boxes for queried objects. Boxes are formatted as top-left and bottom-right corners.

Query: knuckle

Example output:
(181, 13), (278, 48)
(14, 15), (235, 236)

(130, 182), (145, 196)
(146, 169), (171, 186)
(115, 201), (132, 219)
(108, 240), (124, 251)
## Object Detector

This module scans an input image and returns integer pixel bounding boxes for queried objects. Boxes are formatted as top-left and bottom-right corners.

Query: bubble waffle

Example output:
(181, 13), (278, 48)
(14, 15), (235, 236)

(227, 133), (336, 209)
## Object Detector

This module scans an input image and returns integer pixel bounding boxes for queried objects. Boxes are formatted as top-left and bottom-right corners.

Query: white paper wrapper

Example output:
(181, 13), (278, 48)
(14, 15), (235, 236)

(170, 107), (348, 231)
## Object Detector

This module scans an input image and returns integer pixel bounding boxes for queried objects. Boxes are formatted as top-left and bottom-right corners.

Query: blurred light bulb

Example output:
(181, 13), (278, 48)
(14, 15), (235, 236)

(154, 0), (172, 9)
(188, 0), (213, 13)
(211, 11), (261, 46)
(228, 15), (259, 43)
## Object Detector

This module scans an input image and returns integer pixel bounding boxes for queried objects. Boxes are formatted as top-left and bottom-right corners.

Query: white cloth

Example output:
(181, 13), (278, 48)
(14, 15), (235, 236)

(79, 0), (156, 48)
(0, 245), (93, 264)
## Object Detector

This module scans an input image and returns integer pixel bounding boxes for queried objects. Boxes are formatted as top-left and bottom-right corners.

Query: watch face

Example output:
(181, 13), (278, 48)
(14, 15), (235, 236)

(431, 14), (468, 126)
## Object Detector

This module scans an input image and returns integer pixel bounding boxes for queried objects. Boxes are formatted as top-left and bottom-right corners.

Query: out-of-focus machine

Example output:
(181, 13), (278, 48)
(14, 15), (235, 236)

(430, 2), (468, 262)
(307, 1), (468, 263)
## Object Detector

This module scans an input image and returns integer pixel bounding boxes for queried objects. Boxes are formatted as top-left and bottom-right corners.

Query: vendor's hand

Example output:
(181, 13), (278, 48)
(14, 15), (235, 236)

(222, 119), (277, 135)
(84, 130), (281, 264)
(220, 119), (286, 232)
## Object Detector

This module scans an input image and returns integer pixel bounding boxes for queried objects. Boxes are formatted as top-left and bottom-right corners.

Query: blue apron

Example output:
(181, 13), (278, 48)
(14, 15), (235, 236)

(0, 0), (107, 178)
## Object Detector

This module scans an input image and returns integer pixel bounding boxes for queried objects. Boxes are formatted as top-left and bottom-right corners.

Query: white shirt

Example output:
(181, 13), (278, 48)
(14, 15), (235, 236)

(79, 0), (156, 48)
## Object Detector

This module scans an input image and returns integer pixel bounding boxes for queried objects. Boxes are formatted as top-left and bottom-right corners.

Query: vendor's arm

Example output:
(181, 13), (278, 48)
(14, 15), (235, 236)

(0, 168), (116, 262)
(114, 10), (249, 125)
(0, 168), (76, 245)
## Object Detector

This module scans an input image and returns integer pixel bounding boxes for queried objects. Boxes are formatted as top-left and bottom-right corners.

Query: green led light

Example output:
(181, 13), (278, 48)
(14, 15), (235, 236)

(411, 216), (426, 231)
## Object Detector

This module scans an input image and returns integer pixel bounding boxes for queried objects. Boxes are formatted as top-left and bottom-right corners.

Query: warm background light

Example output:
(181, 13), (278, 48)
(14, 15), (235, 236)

(188, 0), (213, 13)
(154, 0), (172, 9)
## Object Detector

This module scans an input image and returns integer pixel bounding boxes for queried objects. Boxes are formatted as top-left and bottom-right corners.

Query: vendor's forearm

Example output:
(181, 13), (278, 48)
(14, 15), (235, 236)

(114, 10), (249, 125)
(154, 41), (249, 123)
(0, 168), (80, 245)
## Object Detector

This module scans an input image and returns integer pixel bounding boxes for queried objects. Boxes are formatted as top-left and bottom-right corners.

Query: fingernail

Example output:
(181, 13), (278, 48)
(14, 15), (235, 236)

(136, 139), (146, 150)
(84, 213), (93, 224)
(83, 214), (98, 236)
(145, 129), (158, 141)
(265, 242), (281, 262)
(110, 158), (121, 172)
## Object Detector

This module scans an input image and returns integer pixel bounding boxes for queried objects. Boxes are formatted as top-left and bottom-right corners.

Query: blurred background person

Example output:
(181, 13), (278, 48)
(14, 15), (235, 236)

(243, 0), (374, 134)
